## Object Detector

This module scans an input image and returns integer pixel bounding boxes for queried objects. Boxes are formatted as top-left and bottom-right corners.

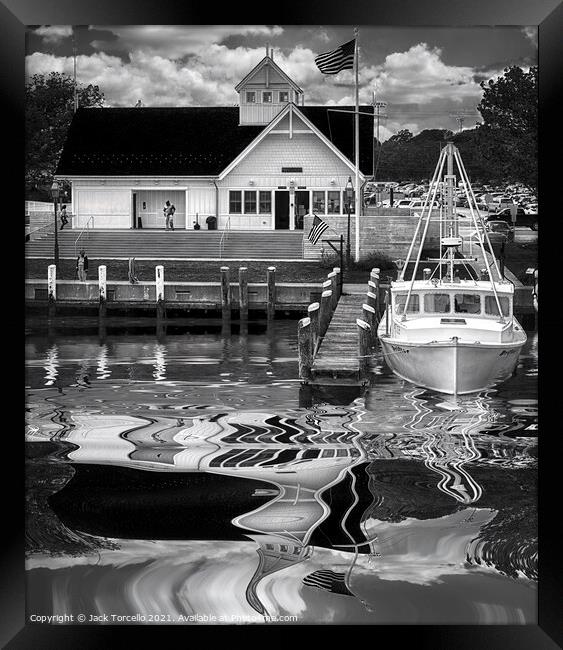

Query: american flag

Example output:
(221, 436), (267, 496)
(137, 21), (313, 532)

(302, 569), (354, 597)
(314, 39), (355, 75)
(307, 214), (329, 245)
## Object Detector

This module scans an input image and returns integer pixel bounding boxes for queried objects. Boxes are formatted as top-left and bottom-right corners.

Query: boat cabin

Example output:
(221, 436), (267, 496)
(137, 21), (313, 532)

(391, 281), (514, 320)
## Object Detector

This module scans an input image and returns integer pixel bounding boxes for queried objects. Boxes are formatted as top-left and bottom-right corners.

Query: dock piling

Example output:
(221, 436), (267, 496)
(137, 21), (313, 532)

(221, 266), (231, 321)
(47, 264), (56, 318)
(332, 267), (342, 299)
(298, 317), (313, 381)
(327, 271), (338, 310)
(362, 303), (377, 344)
(319, 289), (333, 338)
(238, 266), (248, 321)
(98, 265), (107, 319)
(357, 318), (371, 378)
(307, 302), (320, 353)
(267, 266), (276, 320)
(156, 265), (165, 319)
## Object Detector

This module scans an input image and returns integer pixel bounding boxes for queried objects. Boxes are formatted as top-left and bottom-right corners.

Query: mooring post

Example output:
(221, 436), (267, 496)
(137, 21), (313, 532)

(332, 267), (341, 299)
(319, 289), (333, 338)
(298, 317), (313, 381)
(327, 271), (338, 310)
(221, 266), (231, 321)
(307, 302), (320, 354)
(366, 291), (377, 311)
(267, 266), (276, 320)
(362, 303), (377, 345)
(156, 265), (165, 320)
(357, 318), (371, 378)
(47, 264), (56, 318)
(371, 271), (381, 315)
(98, 265), (107, 319)
(370, 268), (380, 285)
(239, 266), (248, 322)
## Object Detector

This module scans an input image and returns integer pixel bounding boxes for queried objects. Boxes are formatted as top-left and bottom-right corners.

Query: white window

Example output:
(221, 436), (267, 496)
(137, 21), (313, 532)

(424, 293), (451, 313)
(455, 294), (481, 314)
(485, 295), (510, 317)
(394, 293), (420, 314)
(279, 91), (289, 103)
(263, 91), (272, 103)
(246, 91), (256, 104)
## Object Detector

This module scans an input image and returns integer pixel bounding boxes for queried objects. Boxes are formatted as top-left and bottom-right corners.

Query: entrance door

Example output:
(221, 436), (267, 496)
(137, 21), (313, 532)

(275, 191), (289, 229)
(295, 191), (309, 230)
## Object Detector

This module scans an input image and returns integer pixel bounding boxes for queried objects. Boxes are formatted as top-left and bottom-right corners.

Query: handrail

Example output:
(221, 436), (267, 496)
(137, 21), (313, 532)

(219, 216), (230, 258)
(74, 216), (94, 258)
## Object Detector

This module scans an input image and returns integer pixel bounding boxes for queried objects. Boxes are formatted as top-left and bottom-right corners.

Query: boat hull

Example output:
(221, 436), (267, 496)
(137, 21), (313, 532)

(378, 336), (525, 394)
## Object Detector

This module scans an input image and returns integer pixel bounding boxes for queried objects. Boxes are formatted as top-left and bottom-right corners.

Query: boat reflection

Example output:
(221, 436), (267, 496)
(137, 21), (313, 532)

(45, 388), (536, 617)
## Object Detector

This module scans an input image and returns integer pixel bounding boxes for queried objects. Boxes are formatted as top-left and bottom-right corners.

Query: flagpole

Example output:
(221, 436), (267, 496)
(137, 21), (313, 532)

(354, 27), (360, 262)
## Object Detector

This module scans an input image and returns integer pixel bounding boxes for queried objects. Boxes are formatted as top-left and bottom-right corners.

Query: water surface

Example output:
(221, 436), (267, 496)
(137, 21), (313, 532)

(25, 318), (538, 625)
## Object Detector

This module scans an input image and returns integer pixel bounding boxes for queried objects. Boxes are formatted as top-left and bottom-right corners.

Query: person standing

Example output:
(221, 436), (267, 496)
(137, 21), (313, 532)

(60, 204), (69, 230)
(76, 249), (89, 282)
(163, 200), (176, 230)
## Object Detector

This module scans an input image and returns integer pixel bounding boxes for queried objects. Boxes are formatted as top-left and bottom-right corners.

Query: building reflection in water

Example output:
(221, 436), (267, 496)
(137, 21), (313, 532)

(152, 343), (167, 381)
(49, 387), (536, 619)
(43, 344), (59, 386)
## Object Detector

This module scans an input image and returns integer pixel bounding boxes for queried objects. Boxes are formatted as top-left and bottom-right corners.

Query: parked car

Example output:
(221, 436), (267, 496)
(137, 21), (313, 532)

(486, 208), (538, 231)
(485, 220), (514, 243)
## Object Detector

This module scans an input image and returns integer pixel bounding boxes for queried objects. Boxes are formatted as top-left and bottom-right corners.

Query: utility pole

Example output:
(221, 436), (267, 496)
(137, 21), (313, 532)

(449, 111), (476, 133)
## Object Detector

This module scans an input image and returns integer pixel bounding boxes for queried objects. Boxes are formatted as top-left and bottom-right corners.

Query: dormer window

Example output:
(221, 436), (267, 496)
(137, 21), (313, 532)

(263, 91), (272, 103)
(279, 91), (289, 103)
(246, 91), (256, 104)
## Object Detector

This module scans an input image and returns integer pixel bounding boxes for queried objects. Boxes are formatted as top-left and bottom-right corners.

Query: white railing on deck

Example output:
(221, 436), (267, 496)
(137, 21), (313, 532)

(219, 217), (231, 259)
(74, 216), (94, 258)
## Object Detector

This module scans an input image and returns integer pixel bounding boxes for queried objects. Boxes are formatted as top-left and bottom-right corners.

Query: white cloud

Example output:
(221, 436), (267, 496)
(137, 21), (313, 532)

(35, 25), (73, 44)
(25, 39), (498, 137)
(91, 25), (284, 60)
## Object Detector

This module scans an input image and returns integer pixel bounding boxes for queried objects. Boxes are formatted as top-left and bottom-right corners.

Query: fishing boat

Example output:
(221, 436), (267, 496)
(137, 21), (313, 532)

(377, 142), (527, 395)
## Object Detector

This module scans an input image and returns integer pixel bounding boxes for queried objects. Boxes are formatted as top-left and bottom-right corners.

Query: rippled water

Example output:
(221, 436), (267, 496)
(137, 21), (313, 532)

(25, 317), (538, 625)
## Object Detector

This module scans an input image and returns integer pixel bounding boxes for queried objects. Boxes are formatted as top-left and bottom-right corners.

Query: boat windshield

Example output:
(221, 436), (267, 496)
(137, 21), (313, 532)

(454, 294), (481, 314)
(394, 293), (420, 314)
(424, 293), (451, 313)
(485, 295), (510, 317)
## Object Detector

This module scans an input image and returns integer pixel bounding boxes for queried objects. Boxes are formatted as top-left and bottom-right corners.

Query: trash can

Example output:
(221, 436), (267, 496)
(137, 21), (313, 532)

(206, 216), (217, 230)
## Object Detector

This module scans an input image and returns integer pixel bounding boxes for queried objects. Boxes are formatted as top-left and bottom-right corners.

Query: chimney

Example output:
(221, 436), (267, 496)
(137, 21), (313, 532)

(271, 48), (274, 61)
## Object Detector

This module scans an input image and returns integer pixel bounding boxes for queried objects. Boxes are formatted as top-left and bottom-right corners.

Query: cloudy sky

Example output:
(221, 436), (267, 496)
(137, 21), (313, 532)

(25, 24), (537, 141)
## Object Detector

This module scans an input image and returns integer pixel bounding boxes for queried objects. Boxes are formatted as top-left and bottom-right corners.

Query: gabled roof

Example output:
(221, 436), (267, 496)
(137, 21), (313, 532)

(55, 107), (264, 177)
(234, 55), (303, 94)
(55, 105), (374, 177)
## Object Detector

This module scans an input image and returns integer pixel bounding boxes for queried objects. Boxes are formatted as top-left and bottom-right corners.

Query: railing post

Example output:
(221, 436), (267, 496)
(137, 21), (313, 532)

(423, 267), (431, 281)
(267, 266), (276, 320)
(319, 289), (333, 338)
(239, 266), (248, 321)
(47, 264), (56, 318)
(156, 265), (165, 319)
(221, 266), (231, 321)
(357, 318), (371, 379)
(307, 302), (320, 354)
(98, 265), (107, 319)
(298, 317), (313, 381)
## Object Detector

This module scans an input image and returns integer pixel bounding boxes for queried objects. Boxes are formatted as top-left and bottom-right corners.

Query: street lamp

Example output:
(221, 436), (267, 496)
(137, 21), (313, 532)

(51, 180), (60, 268)
(345, 176), (354, 267)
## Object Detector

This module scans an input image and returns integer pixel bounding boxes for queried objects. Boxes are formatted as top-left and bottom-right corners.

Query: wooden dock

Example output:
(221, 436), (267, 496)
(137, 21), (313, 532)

(311, 291), (368, 383)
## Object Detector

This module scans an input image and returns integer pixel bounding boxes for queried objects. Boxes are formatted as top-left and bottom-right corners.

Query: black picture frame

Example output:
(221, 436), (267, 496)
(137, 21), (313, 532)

(8, 1), (561, 647)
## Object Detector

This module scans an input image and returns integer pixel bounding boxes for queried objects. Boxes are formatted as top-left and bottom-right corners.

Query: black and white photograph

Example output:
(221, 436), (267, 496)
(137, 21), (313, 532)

(13, 7), (557, 640)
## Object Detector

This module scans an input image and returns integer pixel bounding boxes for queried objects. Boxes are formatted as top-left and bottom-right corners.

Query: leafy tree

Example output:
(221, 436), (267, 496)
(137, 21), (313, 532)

(476, 65), (537, 191)
(25, 72), (104, 199)
(388, 129), (413, 144)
